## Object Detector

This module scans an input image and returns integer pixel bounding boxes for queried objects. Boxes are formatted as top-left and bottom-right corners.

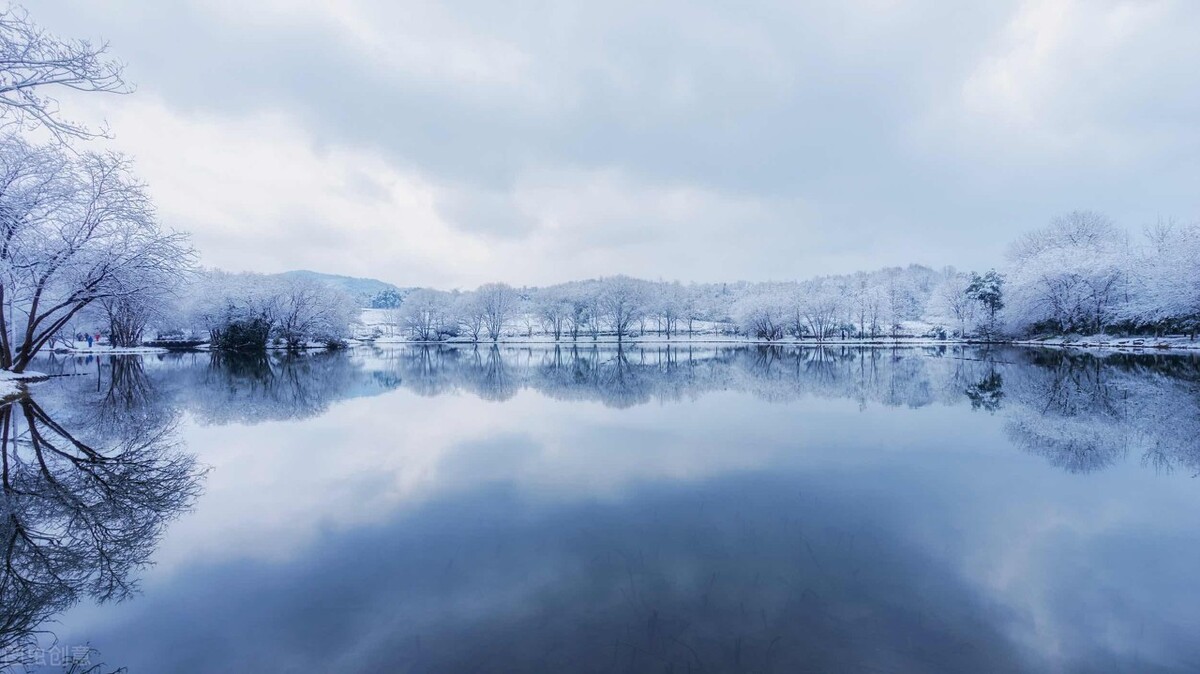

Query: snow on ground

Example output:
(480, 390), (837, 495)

(363, 333), (979, 347)
(53, 341), (169, 354)
(0, 369), (48, 400)
(362, 308), (1200, 352)
(360, 330), (1200, 352)
(1013, 335), (1200, 351)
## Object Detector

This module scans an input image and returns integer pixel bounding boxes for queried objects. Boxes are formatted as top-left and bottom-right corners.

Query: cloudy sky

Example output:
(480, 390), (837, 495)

(34, 0), (1200, 289)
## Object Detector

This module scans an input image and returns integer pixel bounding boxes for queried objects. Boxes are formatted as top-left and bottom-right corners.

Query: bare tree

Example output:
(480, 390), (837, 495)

(0, 6), (130, 141)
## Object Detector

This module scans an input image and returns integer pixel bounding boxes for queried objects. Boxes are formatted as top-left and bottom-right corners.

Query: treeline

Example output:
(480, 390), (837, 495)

(387, 270), (942, 342)
(378, 210), (1198, 343)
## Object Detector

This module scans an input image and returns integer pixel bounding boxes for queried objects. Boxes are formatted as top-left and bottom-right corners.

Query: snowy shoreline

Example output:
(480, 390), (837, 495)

(52, 346), (170, 355)
(0, 369), (50, 401)
(363, 335), (1200, 352)
(1009, 336), (1200, 352)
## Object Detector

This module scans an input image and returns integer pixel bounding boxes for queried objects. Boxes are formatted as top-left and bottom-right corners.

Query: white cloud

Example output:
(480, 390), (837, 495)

(30, 0), (1200, 285)
(950, 0), (1181, 161)
(79, 91), (814, 287)
(83, 95), (492, 286)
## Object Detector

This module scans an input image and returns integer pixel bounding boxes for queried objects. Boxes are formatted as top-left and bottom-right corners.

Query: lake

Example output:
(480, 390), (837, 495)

(6, 344), (1200, 673)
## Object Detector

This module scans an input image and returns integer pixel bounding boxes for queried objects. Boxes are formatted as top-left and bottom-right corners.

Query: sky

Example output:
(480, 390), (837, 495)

(32, 0), (1200, 289)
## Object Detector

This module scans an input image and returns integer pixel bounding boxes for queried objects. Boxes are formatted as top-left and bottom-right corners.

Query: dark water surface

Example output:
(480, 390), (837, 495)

(6, 345), (1200, 673)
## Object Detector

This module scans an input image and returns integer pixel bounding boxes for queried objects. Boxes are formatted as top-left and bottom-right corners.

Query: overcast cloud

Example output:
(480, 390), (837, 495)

(33, 0), (1200, 288)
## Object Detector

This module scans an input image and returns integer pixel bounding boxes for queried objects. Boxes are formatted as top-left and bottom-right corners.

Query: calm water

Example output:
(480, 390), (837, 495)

(5, 345), (1200, 673)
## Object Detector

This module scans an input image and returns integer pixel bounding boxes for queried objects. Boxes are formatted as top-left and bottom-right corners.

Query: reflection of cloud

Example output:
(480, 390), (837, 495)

(71, 464), (1200, 673)
(67, 96), (492, 288)
(75, 475), (1045, 673)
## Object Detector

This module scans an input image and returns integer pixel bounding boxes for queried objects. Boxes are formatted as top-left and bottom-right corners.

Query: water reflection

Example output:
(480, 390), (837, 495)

(0, 364), (204, 670)
(354, 344), (1200, 476)
(32, 342), (1200, 479)
(38, 350), (403, 426)
(37, 344), (1200, 477)
(106, 478), (1040, 672)
(10, 345), (1200, 672)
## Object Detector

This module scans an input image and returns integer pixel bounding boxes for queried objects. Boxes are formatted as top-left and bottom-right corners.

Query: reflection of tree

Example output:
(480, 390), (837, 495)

(479, 346), (516, 402)
(1001, 351), (1130, 473)
(379, 344), (1200, 477)
(999, 350), (1200, 475)
(184, 351), (369, 424)
(385, 344), (988, 410)
(0, 393), (202, 669)
(966, 371), (1004, 412)
(30, 345), (1200, 480)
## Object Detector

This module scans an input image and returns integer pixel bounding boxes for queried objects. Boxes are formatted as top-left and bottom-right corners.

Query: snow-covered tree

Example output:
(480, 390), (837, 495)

(926, 267), (978, 338)
(734, 285), (789, 341)
(1121, 221), (1200, 336)
(399, 288), (454, 341)
(1005, 211), (1128, 335)
(185, 271), (279, 351)
(655, 282), (685, 338)
(454, 291), (487, 342)
(478, 282), (516, 341)
(599, 276), (648, 341)
(794, 279), (843, 341)
(681, 285), (704, 336)
(273, 276), (357, 349)
(966, 270), (1005, 338)
(99, 293), (166, 347)
(0, 136), (193, 370)
(849, 272), (883, 338)
(0, 6), (130, 140)
(184, 271), (356, 351)
(534, 286), (571, 341)
(561, 282), (594, 341)
(515, 293), (538, 337)
(882, 268), (915, 337)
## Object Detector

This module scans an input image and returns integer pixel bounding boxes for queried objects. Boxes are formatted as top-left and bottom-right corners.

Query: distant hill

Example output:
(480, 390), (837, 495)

(278, 270), (414, 307)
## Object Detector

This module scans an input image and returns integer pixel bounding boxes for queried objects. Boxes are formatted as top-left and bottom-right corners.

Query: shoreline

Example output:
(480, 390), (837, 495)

(360, 336), (1200, 353)
(0, 370), (51, 402)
